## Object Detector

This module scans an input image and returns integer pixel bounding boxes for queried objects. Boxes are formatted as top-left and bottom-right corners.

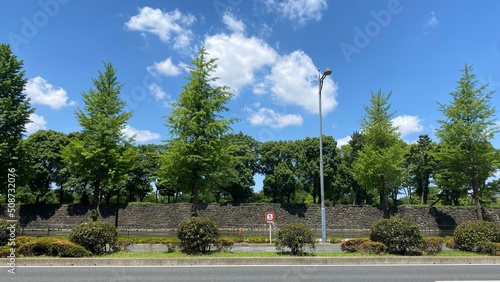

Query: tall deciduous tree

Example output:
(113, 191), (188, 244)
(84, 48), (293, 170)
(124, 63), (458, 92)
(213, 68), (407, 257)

(24, 130), (69, 204)
(435, 64), (499, 220)
(405, 134), (436, 205)
(160, 47), (236, 215)
(353, 90), (406, 218)
(217, 133), (260, 203)
(0, 44), (34, 201)
(62, 63), (135, 218)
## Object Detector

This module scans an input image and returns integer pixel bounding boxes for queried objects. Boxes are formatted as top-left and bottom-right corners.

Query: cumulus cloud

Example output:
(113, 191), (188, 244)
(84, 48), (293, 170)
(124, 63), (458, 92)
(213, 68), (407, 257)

(125, 7), (195, 49)
(25, 77), (75, 109)
(265, 0), (327, 25)
(147, 57), (181, 76)
(204, 14), (277, 94)
(391, 115), (424, 137)
(244, 107), (303, 128)
(148, 83), (168, 100)
(266, 50), (337, 114)
(122, 125), (160, 143)
(222, 13), (245, 34)
(26, 113), (47, 135)
(336, 135), (352, 148)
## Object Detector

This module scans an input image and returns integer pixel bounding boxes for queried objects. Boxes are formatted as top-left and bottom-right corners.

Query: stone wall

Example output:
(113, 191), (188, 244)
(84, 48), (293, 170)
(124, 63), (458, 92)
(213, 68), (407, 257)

(1, 203), (499, 232)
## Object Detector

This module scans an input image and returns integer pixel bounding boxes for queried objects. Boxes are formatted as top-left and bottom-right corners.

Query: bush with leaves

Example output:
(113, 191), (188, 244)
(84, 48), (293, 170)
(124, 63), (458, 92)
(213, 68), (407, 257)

(370, 217), (423, 255)
(275, 223), (315, 256)
(420, 237), (444, 255)
(176, 217), (219, 254)
(340, 238), (369, 253)
(213, 237), (235, 252)
(69, 221), (118, 255)
(453, 220), (500, 252)
(247, 236), (272, 243)
(17, 237), (91, 257)
(476, 241), (500, 256)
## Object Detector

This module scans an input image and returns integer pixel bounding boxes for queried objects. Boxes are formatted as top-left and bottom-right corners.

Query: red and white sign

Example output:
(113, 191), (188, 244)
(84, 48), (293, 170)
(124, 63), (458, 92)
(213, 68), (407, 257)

(265, 212), (275, 223)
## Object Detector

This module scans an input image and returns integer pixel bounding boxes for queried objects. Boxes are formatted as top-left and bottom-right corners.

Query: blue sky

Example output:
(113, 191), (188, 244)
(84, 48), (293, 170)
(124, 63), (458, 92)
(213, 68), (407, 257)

(1, 0), (500, 189)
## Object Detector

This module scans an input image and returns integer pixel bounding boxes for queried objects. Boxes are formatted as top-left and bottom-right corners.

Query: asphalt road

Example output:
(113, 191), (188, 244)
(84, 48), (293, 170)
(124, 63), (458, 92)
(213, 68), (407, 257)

(2, 265), (499, 282)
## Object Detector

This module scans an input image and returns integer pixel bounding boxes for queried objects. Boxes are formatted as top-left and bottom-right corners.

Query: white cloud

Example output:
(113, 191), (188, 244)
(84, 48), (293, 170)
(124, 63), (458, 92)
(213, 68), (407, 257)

(122, 125), (160, 143)
(244, 107), (303, 128)
(26, 113), (47, 135)
(25, 77), (75, 109)
(125, 7), (195, 50)
(204, 18), (277, 94)
(266, 50), (337, 114)
(391, 115), (424, 137)
(425, 11), (439, 28)
(222, 13), (245, 34)
(265, 0), (327, 25)
(148, 83), (168, 100)
(336, 135), (352, 148)
(147, 57), (181, 76)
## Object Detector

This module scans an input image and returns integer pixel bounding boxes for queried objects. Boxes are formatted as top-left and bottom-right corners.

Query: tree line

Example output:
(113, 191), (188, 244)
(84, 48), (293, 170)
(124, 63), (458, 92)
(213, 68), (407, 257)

(1, 44), (499, 220)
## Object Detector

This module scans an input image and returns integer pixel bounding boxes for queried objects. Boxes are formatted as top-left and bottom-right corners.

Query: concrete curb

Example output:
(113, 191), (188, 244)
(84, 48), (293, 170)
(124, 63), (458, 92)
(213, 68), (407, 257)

(16, 257), (500, 266)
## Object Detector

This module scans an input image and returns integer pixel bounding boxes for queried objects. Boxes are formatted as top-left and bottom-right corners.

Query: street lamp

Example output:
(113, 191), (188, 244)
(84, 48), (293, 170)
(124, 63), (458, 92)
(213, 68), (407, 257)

(318, 67), (331, 244)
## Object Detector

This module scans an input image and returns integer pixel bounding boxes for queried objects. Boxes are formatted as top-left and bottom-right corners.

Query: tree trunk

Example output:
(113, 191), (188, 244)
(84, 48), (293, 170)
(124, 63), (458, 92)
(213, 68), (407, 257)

(59, 184), (64, 204)
(380, 175), (389, 218)
(91, 179), (100, 221)
(191, 184), (199, 216)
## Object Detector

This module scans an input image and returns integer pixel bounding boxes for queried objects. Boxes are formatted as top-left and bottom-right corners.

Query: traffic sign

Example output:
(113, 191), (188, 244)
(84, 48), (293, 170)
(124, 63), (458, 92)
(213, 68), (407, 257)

(265, 211), (274, 223)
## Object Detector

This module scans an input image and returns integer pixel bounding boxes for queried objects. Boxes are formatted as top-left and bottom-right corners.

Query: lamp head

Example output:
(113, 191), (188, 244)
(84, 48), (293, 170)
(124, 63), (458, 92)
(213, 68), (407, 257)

(323, 68), (332, 76)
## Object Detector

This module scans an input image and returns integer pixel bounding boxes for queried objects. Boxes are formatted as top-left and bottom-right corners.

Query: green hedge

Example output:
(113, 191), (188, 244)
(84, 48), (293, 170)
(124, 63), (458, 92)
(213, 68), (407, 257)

(275, 223), (315, 256)
(69, 221), (118, 255)
(370, 217), (422, 255)
(176, 217), (219, 254)
(453, 220), (500, 252)
(17, 237), (91, 257)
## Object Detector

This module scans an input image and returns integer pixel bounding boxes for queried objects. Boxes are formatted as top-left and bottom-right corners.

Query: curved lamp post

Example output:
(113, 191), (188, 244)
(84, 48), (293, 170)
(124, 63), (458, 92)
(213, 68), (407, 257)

(318, 68), (331, 243)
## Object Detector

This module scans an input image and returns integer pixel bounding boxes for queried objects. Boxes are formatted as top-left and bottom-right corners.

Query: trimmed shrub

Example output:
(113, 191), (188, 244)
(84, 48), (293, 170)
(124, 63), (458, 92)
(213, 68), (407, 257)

(17, 238), (91, 257)
(275, 223), (315, 256)
(69, 221), (118, 255)
(0, 218), (19, 246)
(176, 217), (219, 254)
(476, 242), (500, 256)
(213, 237), (235, 252)
(453, 220), (500, 252)
(420, 237), (444, 255)
(370, 217), (423, 255)
(247, 236), (271, 243)
(329, 237), (342, 244)
(359, 241), (387, 254)
(340, 238), (369, 253)
(0, 245), (12, 257)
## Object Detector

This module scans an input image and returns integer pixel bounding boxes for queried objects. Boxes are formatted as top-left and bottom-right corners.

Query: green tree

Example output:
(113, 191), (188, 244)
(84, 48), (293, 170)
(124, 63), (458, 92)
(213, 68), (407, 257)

(125, 144), (161, 202)
(405, 135), (436, 204)
(24, 130), (69, 204)
(0, 44), (34, 201)
(435, 64), (499, 219)
(217, 132), (260, 203)
(160, 47), (236, 215)
(260, 140), (300, 203)
(62, 63), (135, 218)
(353, 90), (406, 218)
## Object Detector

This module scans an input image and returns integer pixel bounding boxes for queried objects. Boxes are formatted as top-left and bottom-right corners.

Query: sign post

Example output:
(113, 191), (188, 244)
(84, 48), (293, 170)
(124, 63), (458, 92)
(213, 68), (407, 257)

(265, 212), (274, 243)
